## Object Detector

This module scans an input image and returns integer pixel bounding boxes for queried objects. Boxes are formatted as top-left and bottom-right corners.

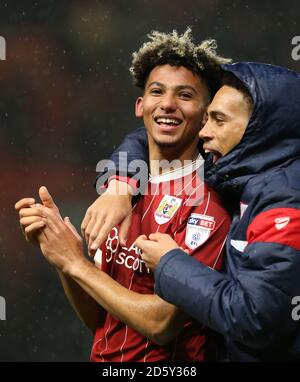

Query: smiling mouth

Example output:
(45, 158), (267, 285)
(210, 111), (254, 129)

(154, 116), (183, 129)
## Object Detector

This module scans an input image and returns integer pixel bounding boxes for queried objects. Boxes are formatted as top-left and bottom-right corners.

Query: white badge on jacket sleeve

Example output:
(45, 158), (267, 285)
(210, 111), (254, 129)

(185, 213), (215, 249)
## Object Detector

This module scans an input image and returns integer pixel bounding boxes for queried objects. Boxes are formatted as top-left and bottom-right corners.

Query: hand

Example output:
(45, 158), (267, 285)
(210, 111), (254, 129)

(16, 186), (61, 244)
(136, 233), (180, 271)
(20, 189), (85, 274)
(81, 180), (133, 255)
(15, 196), (40, 244)
(40, 213), (85, 275)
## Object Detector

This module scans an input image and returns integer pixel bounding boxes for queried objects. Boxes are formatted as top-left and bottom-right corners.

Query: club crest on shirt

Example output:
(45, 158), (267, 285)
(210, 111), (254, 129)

(154, 195), (182, 224)
(185, 213), (215, 249)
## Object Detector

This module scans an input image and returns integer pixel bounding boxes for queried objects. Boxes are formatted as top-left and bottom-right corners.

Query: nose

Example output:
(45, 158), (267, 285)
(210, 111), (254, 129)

(199, 119), (213, 140)
(160, 92), (177, 112)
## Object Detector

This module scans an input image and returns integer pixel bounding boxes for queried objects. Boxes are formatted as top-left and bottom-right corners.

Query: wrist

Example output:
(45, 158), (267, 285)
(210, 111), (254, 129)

(64, 257), (93, 280)
(106, 179), (134, 197)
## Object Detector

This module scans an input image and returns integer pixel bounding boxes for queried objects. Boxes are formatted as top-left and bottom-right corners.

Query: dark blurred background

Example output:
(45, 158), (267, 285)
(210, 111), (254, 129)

(0, 0), (299, 361)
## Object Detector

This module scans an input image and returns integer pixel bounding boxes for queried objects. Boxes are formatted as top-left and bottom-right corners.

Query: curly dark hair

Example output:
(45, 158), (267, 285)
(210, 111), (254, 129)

(130, 28), (232, 95)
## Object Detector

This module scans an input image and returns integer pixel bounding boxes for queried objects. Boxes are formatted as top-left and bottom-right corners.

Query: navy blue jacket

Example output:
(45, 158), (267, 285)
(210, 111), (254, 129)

(102, 63), (300, 361)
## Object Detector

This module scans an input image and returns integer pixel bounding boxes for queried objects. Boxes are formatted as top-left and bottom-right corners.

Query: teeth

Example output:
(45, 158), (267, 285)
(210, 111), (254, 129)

(156, 117), (180, 125)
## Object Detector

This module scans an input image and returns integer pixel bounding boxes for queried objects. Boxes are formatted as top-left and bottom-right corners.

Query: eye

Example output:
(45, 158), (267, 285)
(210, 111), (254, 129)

(179, 92), (192, 99)
(149, 88), (162, 95)
(215, 119), (224, 125)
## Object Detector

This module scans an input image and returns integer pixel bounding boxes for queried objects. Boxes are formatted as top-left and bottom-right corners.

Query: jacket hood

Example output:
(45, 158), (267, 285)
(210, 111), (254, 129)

(205, 62), (300, 197)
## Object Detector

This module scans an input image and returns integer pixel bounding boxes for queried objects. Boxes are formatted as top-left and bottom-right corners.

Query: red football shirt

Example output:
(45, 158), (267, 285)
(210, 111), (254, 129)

(91, 157), (230, 362)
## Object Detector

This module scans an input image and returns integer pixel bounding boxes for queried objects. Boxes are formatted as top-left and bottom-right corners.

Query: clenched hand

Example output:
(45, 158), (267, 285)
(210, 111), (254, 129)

(135, 233), (180, 271)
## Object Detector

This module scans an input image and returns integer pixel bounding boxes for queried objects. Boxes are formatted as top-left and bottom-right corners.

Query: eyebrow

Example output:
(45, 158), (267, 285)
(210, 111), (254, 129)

(209, 110), (228, 119)
(146, 82), (197, 93)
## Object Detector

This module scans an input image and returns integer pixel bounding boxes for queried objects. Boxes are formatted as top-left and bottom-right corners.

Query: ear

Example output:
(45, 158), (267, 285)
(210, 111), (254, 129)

(135, 97), (143, 118)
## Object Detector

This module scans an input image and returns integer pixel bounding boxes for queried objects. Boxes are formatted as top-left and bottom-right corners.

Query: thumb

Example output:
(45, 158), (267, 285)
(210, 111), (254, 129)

(148, 232), (166, 242)
(135, 234), (148, 248)
(39, 186), (57, 209)
(119, 213), (132, 246)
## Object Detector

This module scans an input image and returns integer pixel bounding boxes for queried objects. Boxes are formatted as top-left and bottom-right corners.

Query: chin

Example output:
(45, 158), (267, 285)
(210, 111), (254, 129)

(153, 137), (181, 149)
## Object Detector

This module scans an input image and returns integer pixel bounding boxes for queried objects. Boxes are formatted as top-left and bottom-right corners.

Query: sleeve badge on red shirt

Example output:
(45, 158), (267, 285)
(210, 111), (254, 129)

(185, 213), (215, 249)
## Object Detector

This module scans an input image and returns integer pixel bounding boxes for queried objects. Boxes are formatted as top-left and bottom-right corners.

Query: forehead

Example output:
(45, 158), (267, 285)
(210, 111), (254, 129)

(146, 64), (207, 91)
(208, 85), (247, 114)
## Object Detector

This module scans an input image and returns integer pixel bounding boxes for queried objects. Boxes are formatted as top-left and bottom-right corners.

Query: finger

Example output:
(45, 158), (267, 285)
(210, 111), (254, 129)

(135, 234), (148, 246)
(119, 213), (132, 246)
(135, 237), (155, 252)
(81, 209), (91, 237)
(24, 222), (48, 244)
(89, 220), (113, 250)
(20, 216), (45, 242)
(148, 232), (167, 241)
(15, 198), (35, 210)
(88, 222), (103, 250)
(64, 217), (82, 240)
(20, 216), (46, 227)
(19, 207), (46, 218)
(39, 186), (58, 211)
(24, 220), (46, 233)
(84, 216), (97, 246)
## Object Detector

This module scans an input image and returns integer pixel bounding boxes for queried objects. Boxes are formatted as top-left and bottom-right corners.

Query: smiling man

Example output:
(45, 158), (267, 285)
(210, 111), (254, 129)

(16, 29), (231, 362)
(137, 64), (207, 164)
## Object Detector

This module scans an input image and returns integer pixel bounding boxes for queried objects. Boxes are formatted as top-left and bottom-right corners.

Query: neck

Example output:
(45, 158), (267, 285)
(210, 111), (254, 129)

(148, 137), (199, 176)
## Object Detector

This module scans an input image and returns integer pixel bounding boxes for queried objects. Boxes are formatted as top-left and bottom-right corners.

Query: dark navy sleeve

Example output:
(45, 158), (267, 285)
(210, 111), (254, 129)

(155, 181), (300, 349)
(155, 242), (300, 349)
(95, 127), (148, 191)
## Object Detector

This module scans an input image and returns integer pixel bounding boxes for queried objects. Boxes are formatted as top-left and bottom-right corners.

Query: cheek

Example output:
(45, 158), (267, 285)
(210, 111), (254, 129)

(233, 123), (247, 145)
(185, 107), (205, 127)
(224, 124), (245, 152)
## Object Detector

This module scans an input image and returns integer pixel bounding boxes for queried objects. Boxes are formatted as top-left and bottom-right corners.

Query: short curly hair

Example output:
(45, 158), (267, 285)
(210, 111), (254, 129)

(130, 28), (232, 95)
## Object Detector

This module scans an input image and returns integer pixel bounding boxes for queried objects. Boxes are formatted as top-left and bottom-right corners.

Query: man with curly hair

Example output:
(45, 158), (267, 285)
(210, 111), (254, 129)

(16, 29), (231, 361)
(83, 28), (231, 250)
